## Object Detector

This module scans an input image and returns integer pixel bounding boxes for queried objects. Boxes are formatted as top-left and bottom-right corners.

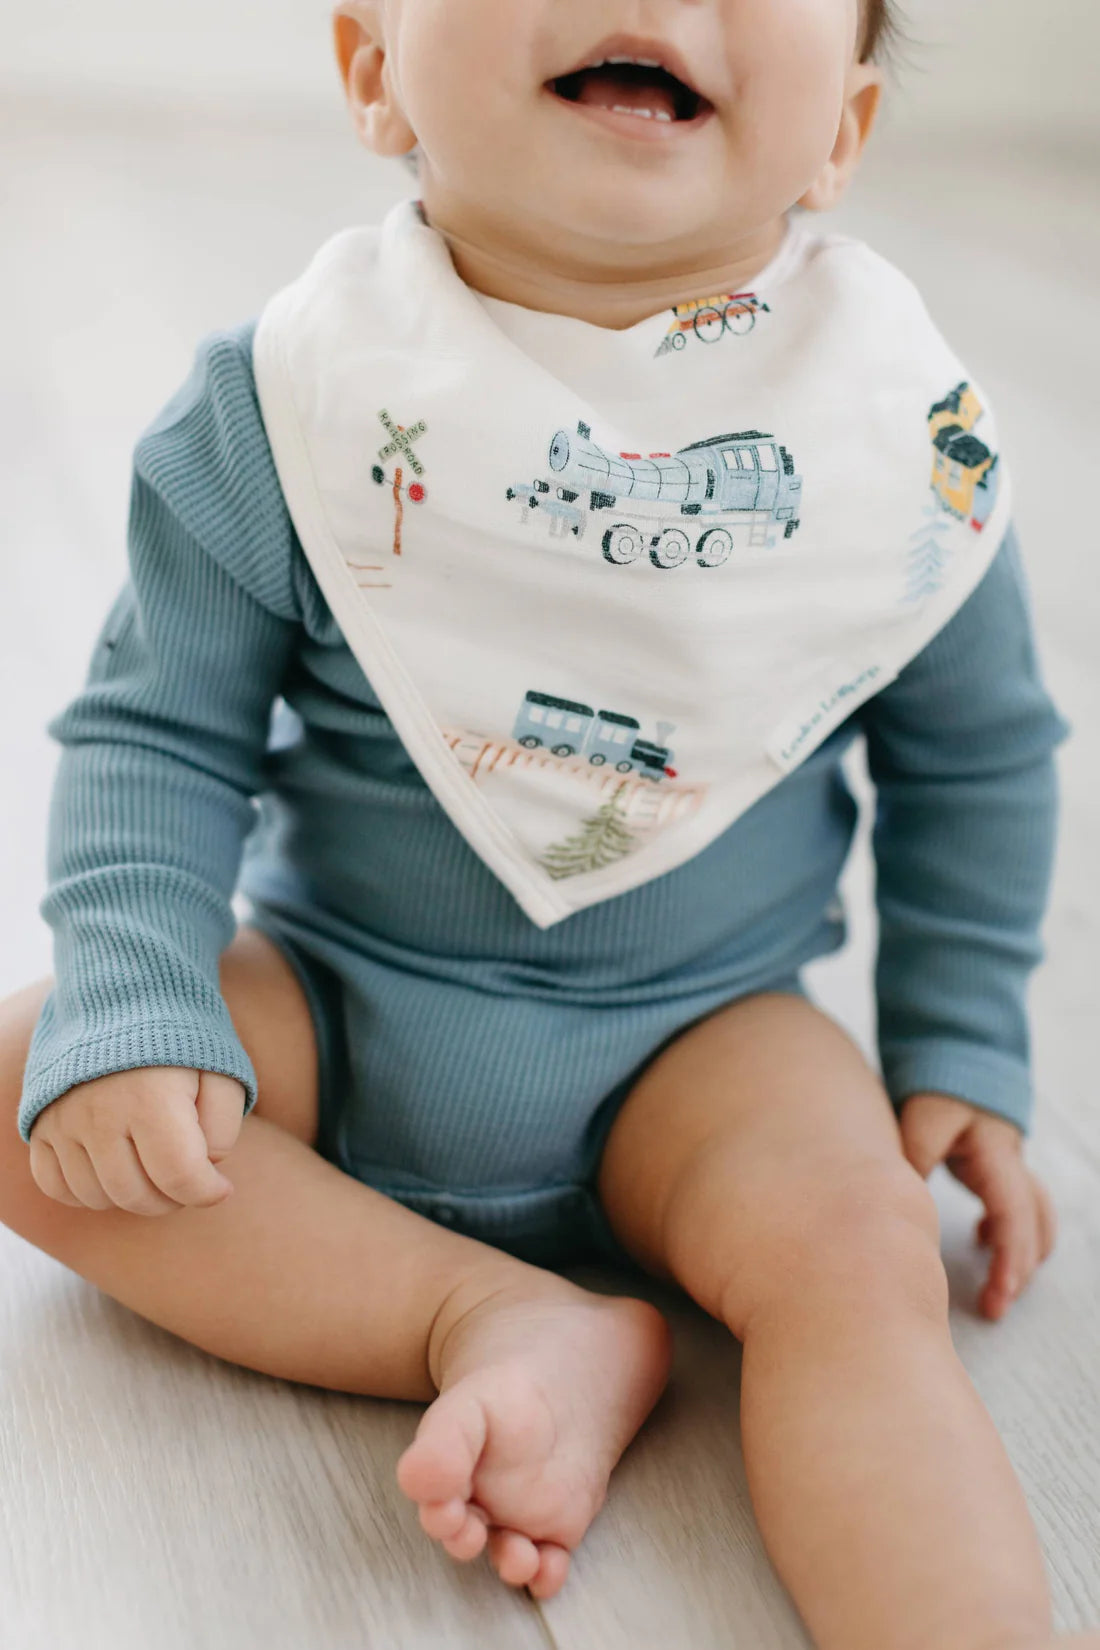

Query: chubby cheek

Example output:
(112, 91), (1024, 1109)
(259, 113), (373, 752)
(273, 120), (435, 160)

(393, 0), (537, 189)
(404, 69), (596, 231)
(402, 79), (508, 191)
(721, 4), (853, 206)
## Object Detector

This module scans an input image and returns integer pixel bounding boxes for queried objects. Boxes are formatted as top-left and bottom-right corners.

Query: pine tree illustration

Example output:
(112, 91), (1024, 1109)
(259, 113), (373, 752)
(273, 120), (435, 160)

(540, 782), (639, 880)
(904, 513), (954, 603)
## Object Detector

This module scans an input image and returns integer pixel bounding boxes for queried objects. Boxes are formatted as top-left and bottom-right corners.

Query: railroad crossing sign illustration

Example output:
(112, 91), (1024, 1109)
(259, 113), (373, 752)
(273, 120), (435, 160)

(371, 409), (429, 560)
(377, 409), (427, 476)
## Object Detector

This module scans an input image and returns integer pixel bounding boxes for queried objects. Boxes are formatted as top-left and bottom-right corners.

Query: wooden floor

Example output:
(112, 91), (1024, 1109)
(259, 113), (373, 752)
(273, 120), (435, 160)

(2, 94), (1100, 1647)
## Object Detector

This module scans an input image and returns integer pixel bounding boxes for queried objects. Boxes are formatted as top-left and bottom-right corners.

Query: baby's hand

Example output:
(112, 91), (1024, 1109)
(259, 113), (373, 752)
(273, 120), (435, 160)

(27, 1067), (244, 1216)
(898, 1093), (1056, 1322)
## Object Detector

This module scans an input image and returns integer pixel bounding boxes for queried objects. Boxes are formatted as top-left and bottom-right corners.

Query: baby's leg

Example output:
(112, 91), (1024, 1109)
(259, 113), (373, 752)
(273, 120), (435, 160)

(0, 928), (669, 1599)
(598, 990), (1089, 1650)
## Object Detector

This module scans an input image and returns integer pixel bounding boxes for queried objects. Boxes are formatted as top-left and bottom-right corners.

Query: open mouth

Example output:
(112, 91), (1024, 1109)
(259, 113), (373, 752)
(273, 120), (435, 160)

(548, 55), (711, 126)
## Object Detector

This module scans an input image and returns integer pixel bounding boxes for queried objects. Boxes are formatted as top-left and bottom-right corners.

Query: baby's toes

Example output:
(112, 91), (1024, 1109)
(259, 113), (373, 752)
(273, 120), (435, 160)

(417, 1497), (470, 1541)
(527, 1541), (572, 1600)
(487, 1527), (542, 1588)
(440, 1505), (489, 1562)
(396, 1385), (488, 1506)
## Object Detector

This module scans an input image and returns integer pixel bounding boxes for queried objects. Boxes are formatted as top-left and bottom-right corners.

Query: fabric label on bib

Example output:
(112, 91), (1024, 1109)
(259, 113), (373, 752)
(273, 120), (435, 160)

(765, 661), (896, 773)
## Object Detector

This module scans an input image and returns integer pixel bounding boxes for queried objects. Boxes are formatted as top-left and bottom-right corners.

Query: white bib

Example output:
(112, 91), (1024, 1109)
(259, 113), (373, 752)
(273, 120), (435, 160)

(253, 197), (1010, 928)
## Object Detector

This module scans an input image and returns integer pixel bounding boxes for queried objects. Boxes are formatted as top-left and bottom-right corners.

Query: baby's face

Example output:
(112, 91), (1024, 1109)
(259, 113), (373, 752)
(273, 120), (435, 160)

(337, 0), (879, 257)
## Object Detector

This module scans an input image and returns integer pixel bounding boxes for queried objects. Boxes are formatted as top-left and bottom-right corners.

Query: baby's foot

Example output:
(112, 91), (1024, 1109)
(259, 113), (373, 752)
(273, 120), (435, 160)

(396, 1267), (671, 1598)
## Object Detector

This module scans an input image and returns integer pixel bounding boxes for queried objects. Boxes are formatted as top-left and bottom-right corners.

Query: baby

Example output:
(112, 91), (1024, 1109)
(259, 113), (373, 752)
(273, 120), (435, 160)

(2, 1), (1095, 1645)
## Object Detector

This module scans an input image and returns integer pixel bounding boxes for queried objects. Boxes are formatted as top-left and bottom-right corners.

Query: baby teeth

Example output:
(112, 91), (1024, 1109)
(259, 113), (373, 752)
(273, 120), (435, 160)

(609, 104), (675, 123)
(583, 54), (665, 69)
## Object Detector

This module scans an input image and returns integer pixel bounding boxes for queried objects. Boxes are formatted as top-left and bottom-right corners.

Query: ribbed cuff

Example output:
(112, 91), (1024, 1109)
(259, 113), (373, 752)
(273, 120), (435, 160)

(880, 1038), (1034, 1135)
(18, 1019), (259, 1143)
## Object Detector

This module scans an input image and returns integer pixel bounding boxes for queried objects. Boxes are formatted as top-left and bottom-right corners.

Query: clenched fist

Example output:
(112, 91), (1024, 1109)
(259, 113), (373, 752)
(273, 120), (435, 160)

(28, 1067), (246, 1216)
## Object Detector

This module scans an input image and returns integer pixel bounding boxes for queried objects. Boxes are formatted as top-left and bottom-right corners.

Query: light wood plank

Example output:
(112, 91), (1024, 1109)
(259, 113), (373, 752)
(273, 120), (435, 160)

(0, 1228), (552, 1650)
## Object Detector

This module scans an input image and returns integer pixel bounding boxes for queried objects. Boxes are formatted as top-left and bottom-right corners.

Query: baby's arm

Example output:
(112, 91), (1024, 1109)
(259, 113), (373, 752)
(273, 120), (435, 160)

(860, 522), (1069, 1134)
(18, 326), (301, 1147)
(859, 523), (1070, 1312)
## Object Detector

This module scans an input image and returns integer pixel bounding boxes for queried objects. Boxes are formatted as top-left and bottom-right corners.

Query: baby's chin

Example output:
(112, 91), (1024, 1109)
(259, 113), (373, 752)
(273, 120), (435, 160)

(537, 103), (739, 234)
(466, 118), (794, 256)
(470, 153), (735, 251)
(513, 176), (764, 261)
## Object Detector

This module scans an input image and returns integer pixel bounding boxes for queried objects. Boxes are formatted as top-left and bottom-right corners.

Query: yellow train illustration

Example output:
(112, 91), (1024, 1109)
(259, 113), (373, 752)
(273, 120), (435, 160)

(655, 291), (770, 355)
(928, 382), (1000, 530)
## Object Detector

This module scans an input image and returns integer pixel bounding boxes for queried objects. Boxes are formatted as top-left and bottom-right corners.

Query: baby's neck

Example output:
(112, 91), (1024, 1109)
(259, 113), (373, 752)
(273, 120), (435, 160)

(421, 198), (789, 331)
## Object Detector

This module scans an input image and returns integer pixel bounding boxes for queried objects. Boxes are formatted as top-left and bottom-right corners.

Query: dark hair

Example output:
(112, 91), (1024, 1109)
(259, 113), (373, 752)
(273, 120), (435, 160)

(861, 0), (898, 62)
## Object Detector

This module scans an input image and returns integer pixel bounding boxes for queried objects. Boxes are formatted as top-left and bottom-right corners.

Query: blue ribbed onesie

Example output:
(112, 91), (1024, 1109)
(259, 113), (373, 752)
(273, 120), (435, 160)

(17, 322), (1071, 1267)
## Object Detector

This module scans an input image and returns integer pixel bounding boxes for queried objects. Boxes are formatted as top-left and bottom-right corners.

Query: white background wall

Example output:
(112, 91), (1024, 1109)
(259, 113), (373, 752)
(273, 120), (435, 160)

(1, 0), (1098, 147)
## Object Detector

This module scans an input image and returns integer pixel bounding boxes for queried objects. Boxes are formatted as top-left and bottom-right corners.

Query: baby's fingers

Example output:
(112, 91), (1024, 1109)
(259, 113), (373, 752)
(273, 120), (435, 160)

(28, 1137), (87, 1208)
(1033, 1172), (1058, 1263)
(130, 1108), (235, 1208)
(975, 1164), (1039, 1322)
(976, 1175), (1057, 1256)
(193, 1072), (247, 1164)
(82, 1134), (185, 1216)
(50, 1136), (117, 1211)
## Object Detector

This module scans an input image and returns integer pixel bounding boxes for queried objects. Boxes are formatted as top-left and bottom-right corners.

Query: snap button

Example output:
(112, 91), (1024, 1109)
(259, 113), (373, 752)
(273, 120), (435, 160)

(436, 1202), (457, 1225)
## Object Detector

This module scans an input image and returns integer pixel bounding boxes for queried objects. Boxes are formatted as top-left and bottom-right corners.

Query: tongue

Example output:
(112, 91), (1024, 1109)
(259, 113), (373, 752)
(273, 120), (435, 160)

(573, 67), (678, 120)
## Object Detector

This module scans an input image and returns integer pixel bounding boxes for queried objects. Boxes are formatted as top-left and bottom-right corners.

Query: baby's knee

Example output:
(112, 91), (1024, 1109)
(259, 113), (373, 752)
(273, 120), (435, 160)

(673, 1147), (946, 1334)
(754, 1160), (946, 1327)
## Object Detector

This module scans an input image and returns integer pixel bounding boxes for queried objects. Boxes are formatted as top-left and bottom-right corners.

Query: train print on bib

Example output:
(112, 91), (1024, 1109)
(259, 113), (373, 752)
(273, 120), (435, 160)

(440, 684), (706, 881)
(654, 290), (770, 357)
(511, 691), (677, 782)
(905, 382), (1003, 604)
(927, 383), (1001, 531)
(506, 421), (803, 569)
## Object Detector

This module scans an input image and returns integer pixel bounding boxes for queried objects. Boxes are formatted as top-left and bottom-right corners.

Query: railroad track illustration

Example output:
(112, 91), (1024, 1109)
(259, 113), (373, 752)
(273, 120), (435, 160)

(441, 728), (707, 832)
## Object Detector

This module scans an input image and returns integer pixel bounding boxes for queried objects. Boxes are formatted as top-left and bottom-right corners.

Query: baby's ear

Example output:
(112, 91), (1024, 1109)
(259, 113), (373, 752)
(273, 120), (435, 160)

(333, 1), (418, 159)
(798, 65), (882, 214)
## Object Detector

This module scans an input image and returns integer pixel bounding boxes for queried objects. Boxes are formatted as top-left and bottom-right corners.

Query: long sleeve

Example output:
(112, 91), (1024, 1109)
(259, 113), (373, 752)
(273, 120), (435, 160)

(859, 523), (1071, 1135)
(18, 326), (302, 1143)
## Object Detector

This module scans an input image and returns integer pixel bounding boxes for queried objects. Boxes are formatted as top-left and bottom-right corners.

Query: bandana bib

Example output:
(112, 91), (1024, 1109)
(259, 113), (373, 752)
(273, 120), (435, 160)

(253, 197), (1010, 928)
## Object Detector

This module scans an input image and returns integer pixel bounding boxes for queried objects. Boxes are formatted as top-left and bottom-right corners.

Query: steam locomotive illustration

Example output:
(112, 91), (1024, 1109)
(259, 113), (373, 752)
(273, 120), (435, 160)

(655, 291), (770, 356)
(512, 691), (677, 781)
(505, 422), (802, 568)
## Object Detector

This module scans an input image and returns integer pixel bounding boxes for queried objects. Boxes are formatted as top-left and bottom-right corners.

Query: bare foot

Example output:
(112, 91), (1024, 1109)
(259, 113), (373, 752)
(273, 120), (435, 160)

(395, 1267), (671, 1598)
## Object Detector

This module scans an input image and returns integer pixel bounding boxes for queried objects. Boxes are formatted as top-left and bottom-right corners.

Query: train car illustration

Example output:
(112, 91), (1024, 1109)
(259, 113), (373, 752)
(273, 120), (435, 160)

(506, 422), (803, 568)
(927, 382), (1001, 530)
(511, 691), (677, 780)
(928, 383), (983, 444)
(656, 291), (770, 355)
